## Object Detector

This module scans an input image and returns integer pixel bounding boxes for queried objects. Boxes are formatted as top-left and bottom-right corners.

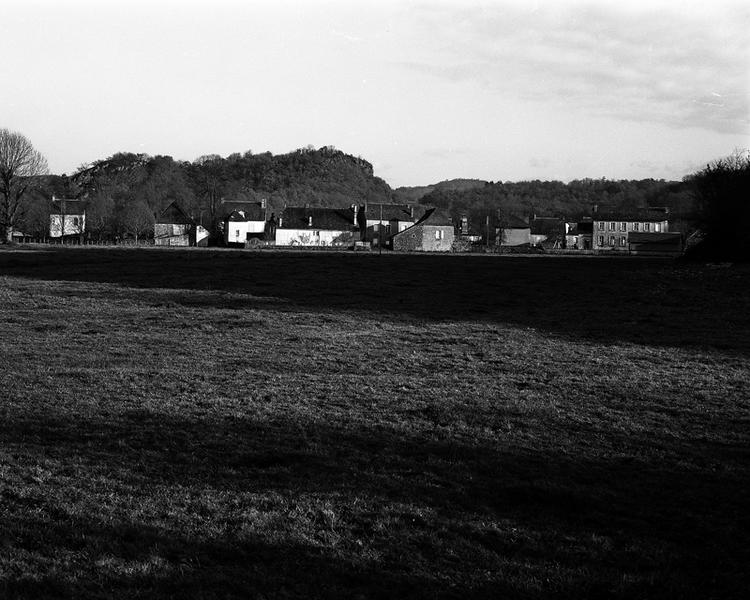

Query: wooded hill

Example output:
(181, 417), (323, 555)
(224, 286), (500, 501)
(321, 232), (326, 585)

(18, 145), (699, 240)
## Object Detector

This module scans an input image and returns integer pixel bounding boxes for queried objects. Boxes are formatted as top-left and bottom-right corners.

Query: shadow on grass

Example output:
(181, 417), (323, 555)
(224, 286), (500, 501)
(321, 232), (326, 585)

(1, 410), (748, 598)
(1, 247), (750, 355)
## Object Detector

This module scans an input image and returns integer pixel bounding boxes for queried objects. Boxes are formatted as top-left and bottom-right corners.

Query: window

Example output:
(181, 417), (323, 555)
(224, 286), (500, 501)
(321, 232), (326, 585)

(609, 236), (615, 246)
(655, 223), (661, 232)
(620, 222), (626, 231)
(644, 223), (650, 232)
(598, 235), (604, 246)
(633, 222), (639, 232)
(609, 222), (616, 231)
(435, 230), (443, 240)
(598, 222), (604, 230)
(620, 236), (626, 246)
(235, 229), (240, 239)
(72, 217), (79, 227)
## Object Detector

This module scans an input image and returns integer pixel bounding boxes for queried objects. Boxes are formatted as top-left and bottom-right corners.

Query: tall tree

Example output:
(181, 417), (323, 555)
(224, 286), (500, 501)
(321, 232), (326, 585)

(0, 128), (49, 242)
(687, 149), (750, 260)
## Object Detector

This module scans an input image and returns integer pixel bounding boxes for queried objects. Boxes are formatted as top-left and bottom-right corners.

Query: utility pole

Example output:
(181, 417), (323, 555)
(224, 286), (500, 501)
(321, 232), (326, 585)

(379, 203), (383, 256)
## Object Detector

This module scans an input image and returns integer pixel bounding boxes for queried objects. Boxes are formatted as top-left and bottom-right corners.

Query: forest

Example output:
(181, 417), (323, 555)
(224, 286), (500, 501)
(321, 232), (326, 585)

(17, 145), (700, 243)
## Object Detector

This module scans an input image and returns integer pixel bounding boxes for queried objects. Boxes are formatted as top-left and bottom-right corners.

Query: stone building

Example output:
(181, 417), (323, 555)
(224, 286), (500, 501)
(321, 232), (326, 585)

(392, 208), (454, 252)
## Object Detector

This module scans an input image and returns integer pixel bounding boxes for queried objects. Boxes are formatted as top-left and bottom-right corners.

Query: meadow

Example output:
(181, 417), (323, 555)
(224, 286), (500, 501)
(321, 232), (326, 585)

(1, 247), (749, 599)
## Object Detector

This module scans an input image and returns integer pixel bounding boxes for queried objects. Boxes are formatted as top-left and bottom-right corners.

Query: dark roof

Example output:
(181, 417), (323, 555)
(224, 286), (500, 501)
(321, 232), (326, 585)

(51, 198), (85, 213)
(394, 208), (453, 237)
(592, 208), (669, 222)
(419, 208), (453, 226)
(628, 232), (682, 244)
(278, 206), (357, 230)
(219, 201), (266, 221)
(530, 217), (563, 236)
(363, 203), (414, 221)
(156, 201), (194, 225)
(499, 214), (529, 229)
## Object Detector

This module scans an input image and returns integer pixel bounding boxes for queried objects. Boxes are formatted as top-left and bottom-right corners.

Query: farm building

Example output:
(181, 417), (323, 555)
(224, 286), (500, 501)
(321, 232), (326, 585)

(219, 199), (268, 246)
(275, 206), (359, 247)
(392, 208), (454, 252)
(154, 201), (209, 247)
(49, 197), (86, 240)
(358, 203), (417, 249)
(497, 215), (531, 246)
(591, 208), (670, 252)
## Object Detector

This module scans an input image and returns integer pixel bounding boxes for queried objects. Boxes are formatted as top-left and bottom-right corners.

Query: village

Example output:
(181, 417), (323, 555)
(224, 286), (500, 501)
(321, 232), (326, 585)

(43, 196), (685, 256)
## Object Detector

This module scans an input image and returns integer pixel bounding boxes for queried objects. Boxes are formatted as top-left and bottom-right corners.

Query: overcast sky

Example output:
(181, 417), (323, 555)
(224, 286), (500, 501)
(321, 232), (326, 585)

(2, 0), (748, 187)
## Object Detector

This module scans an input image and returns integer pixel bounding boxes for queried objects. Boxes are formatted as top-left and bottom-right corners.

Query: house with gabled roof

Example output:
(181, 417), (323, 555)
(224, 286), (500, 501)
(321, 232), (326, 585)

(154, 201), (209, 247)
(219, 199), (268, 246)
(496, 214), (531, 246)
(49, 196), (86, 240)
(591, 208), (670, 252)
(392, 208), (454, 252)
(275, 205), (359, 247)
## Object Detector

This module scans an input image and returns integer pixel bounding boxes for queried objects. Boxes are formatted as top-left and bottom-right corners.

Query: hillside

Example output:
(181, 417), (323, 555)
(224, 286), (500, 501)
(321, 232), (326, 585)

(393, 178), (488, 203)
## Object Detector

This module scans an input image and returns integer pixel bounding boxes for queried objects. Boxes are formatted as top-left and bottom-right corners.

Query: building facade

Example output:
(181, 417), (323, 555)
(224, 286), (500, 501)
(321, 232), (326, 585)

(392, 208), (454, 252)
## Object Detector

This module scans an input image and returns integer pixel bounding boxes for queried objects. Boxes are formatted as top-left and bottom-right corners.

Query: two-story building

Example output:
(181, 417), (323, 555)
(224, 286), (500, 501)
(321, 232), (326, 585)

(219, 199), (268, 246)
(392, 208), (454, 252)
(591, 209), (670, 252)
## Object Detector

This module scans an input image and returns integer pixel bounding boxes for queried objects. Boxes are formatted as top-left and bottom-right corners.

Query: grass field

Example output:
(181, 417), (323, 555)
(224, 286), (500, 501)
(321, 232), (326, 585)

(1, 247), (749, 599)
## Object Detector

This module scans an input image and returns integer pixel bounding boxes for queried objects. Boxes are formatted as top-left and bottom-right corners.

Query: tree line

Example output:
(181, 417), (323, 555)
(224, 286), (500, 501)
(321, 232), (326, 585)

(1, 127), (746, 258)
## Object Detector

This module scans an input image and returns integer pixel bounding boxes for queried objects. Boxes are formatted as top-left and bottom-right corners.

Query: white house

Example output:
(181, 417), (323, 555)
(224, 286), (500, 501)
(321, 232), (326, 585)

(275, 206), (358, 247)
(220, 199), (268, 246)
(49, 196), (86, 239)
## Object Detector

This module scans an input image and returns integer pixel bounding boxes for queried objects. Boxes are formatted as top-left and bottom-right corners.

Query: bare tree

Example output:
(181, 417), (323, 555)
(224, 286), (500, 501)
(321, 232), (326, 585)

(120, 201), (154, 244)
(0, 128), (49, 242)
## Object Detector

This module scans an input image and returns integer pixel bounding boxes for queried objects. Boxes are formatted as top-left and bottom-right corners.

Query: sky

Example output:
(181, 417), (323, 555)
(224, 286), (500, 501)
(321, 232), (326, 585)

(1, 0), (748, 187)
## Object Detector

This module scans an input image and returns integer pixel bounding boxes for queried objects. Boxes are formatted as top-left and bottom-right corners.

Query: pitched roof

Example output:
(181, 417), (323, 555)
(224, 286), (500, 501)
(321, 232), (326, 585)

(394, 208), (453, 237)
(530, 216), (563, 236)
(592, 208), (669, 222)
(278, 206), (357, 230)
(219, 201), (266, 221)
(498, 214), (530, 229)
(363, 203), (414, 221)
(156, 201), (194, 225)
(51, 198), (86, 213)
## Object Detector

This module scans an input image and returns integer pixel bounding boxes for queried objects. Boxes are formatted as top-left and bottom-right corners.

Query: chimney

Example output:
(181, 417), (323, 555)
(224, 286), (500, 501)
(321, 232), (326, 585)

(592, 204), (598, 214)
(410, 205), (414, 219)
(261, 198), (266, 209)
(308, 215), (313, 227)
(351, 204), (358, 225)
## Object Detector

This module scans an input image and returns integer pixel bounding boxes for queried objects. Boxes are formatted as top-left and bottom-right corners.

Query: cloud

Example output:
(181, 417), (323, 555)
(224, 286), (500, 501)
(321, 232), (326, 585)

(399, 1), (750, 134)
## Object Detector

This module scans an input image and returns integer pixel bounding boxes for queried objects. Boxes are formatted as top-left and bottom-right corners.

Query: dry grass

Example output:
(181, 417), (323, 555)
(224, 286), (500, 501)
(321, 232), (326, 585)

(0, 247), (748, 599)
